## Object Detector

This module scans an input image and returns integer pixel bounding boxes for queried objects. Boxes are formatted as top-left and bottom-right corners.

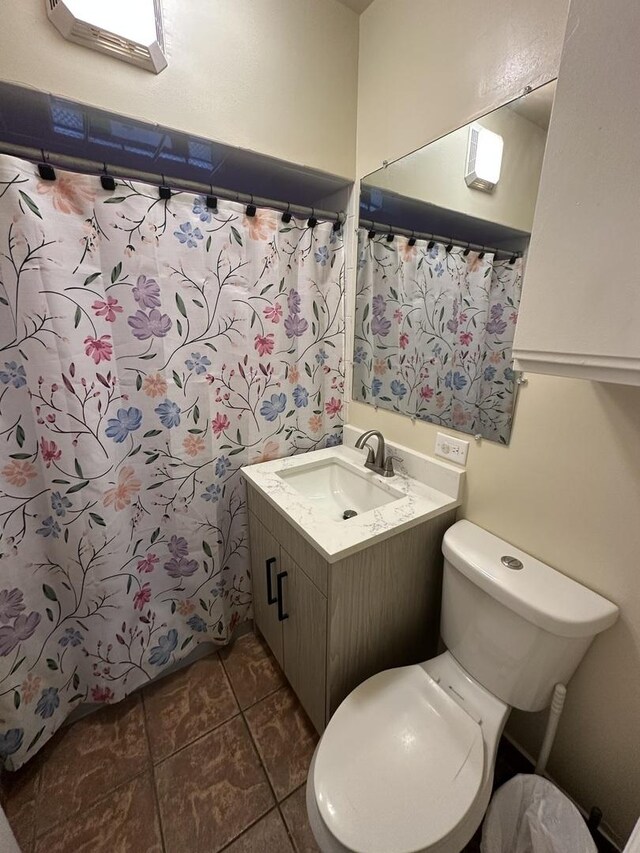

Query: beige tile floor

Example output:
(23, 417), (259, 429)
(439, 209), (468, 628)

(0, 631), (321, 853)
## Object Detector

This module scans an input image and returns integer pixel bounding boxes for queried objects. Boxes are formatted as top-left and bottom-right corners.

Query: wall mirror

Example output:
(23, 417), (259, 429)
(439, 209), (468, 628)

(353, 81), (556, 443)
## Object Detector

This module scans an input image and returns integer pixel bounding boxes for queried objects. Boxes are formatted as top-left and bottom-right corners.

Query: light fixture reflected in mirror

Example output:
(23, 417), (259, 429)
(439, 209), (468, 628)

(465, 124), (504, 192)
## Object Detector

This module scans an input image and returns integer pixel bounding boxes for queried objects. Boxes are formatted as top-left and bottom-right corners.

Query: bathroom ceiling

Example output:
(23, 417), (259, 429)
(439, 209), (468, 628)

(337, 0), (375, 13)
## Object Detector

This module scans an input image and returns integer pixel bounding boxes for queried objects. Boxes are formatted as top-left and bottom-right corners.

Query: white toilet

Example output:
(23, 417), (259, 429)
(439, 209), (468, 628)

(307, 520), (619, 853)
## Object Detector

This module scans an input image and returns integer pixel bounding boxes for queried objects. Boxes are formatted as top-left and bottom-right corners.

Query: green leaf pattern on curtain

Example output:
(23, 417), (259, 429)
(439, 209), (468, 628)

(0, 155), (344, 769)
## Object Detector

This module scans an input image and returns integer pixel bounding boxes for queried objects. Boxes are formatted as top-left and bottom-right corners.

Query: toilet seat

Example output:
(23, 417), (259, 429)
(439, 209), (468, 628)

(313, 664), (485, 853)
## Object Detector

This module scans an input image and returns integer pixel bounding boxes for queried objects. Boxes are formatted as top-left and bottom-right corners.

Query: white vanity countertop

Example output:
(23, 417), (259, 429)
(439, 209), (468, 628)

(241, 444), (463, 563)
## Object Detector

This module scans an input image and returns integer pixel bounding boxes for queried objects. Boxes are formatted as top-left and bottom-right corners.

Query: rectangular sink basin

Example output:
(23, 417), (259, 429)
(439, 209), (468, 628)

(278, 457), (404, 521)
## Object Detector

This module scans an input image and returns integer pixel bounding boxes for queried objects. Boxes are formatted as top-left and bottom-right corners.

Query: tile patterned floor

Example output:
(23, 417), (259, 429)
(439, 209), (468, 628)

(1, 631), (610, 853)
(1, 630), (320, 853)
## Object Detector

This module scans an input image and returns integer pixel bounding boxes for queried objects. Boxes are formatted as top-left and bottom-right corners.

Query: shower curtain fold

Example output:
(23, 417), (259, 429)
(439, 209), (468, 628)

(0, 154), (344, 769)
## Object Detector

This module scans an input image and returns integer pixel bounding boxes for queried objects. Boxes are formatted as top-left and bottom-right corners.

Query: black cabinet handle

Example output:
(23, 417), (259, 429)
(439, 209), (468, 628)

(265, 557), (277, 605)
(276, 571), (288, 621)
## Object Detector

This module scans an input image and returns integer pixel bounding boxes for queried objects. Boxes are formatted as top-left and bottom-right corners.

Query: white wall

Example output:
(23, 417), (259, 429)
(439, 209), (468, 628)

(0, 0), (359, 179)
(353, 0), (640, 845)
(368, 103), (548, 232)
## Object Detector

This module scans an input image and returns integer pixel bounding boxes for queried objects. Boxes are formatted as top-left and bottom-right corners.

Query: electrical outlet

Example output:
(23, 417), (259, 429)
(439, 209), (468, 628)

(434, 432), (469, 465)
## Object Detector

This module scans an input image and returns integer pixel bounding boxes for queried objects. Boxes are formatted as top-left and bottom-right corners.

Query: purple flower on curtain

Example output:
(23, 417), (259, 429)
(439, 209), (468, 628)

(148, 629), (178, 666)
(371, 314), (391, 337)
(260, 393), (287, 422)
(504, 367), (516, 381)
(187, 615), (207, 632)
(192, 196), (213, 223)
(284, 314), (308, 338)
(0, 730), (23, 762)
(353, 346), (366, 364)
(168, 536), (189, 558)
(434, 262), (444, 277)
(287, 290), (301, 314)
(132, 275), (161, 309)
(372, 378), (382, 396)
(105, 407), (143, 443)
(0, 362), (27, 389)
(0, 589), (25, 624)
(486, 304), (507, 335)
(127, 309), (172, 340)
(0, 613), (41, 656)
(314, 246), (330, 266)
(372, 295), (386, 317)
(36, 517), (61, 539)
(155, 400), (181, 428)
(446, 317), (459, 334)
(184, 353), (211, 374)
(174, 222), (203, 247)
(35, 687), (60, 719)
(326, 433), (342, 447)
(315, 350), (328, 365)
(164, 556), (199, 578)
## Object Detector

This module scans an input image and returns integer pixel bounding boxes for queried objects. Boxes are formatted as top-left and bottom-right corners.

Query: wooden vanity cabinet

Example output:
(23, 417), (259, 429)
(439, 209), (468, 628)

(247, 484), (455, 733)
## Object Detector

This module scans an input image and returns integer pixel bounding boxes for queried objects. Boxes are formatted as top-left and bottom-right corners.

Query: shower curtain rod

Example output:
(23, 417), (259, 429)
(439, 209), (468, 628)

(0, 142), (345, 225)
(359, 217), (523, 260)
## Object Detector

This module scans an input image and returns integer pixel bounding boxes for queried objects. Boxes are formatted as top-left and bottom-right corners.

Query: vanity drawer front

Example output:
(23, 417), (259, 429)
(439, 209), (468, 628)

(247, 485), (327, 594)
(248, 511), (284, 667)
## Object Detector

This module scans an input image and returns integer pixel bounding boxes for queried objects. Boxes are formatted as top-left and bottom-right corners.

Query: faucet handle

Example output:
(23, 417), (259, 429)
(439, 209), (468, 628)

(383, 455), (398, 477)
(364, 446), (376, 465)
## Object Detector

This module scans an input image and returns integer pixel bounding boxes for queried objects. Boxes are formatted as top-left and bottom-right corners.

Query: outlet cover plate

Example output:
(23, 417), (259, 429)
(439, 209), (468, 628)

(435, 432), (469, 466)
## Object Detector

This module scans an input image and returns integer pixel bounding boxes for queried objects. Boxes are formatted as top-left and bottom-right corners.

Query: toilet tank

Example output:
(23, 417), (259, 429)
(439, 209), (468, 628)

(440, 521), (618, 711)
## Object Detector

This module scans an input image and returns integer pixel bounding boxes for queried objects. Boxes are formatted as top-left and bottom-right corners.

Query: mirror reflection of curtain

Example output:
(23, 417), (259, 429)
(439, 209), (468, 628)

(353, 231), (522, 443)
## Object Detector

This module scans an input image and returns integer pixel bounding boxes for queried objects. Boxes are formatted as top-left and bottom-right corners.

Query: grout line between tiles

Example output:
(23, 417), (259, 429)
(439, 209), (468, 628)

(140, 691), (168, 853)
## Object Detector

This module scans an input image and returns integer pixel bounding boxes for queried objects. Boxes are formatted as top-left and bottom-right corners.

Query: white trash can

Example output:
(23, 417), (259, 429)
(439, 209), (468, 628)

(481, 774), (597, 853)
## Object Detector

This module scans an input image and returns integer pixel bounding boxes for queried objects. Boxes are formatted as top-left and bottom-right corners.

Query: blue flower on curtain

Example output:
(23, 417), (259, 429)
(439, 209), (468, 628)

(105, 407), (143, 442)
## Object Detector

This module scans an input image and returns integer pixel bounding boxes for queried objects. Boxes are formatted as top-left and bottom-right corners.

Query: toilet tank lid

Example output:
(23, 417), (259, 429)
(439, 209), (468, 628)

(442, 521), (619, 639)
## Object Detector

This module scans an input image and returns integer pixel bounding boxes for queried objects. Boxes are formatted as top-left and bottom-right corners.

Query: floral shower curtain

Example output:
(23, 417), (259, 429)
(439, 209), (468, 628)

(353, 231), (521, 443)
(0, 154), (344, 769)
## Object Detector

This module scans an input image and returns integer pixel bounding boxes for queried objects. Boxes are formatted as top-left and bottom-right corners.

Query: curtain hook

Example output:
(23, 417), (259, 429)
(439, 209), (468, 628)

(368, 222), (376, 239)
(332, 213), (342, 233)
(159, 174), (171, 199)
(478, 246), (486, 259)
(282, 201), (292, 224)
(445, 237), (454, 253)
(206, 184), (217, 211)
(463, 242), (471, 257)
(408, 231), (417, 247)
(386, 228), (394, 243)
(427, 239), (435, 251)
(100, 162), (115, 191)
(38, 149), (56, 181)
(307, 207), (318, 228)
(246, 194), (257, 217)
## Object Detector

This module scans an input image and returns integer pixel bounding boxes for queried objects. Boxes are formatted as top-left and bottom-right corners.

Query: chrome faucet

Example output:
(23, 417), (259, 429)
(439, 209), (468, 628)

(354, 430), (395, 477)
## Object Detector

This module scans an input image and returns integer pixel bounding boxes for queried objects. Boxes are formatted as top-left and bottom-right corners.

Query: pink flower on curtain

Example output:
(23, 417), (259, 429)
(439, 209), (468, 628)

(40, 438), (61, 467)
(211, 412), (230, 437)
(92, 297), (122, 322)
(84, 335), (113, 364)
(254, 334), (275, 356)
(243, 210), (277, 240)
(263, 304), (282, 323)
(325, 398), (342, 418)
(103, 467), (141, 511)
(36, 174), (95, 215)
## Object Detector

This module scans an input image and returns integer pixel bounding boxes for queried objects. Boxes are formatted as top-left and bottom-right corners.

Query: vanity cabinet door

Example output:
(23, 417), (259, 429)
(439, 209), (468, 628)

(248, 512), (284, 667)
(280, 549), (327, 733)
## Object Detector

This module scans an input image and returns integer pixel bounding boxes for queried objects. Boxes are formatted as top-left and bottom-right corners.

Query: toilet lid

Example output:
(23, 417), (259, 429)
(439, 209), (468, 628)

(314, 665), (485, 853)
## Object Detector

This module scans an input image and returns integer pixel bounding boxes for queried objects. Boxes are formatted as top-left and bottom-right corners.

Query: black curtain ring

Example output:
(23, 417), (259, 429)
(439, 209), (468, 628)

(408, 232), (417, 247)
(445, 238), (454, 253)
(38, 149), (56, 181)
(206, 184), (217, 211)
(308, 207), (318, 228)
(100, 162), (116, 191)
(463, 242), (471, 257)
(368, 222), (376, 239)
(246, 194), (257, 217)
(282, 202), (292, 224)
(159, 175), (171, 199)
(478, 246), (486, 260)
